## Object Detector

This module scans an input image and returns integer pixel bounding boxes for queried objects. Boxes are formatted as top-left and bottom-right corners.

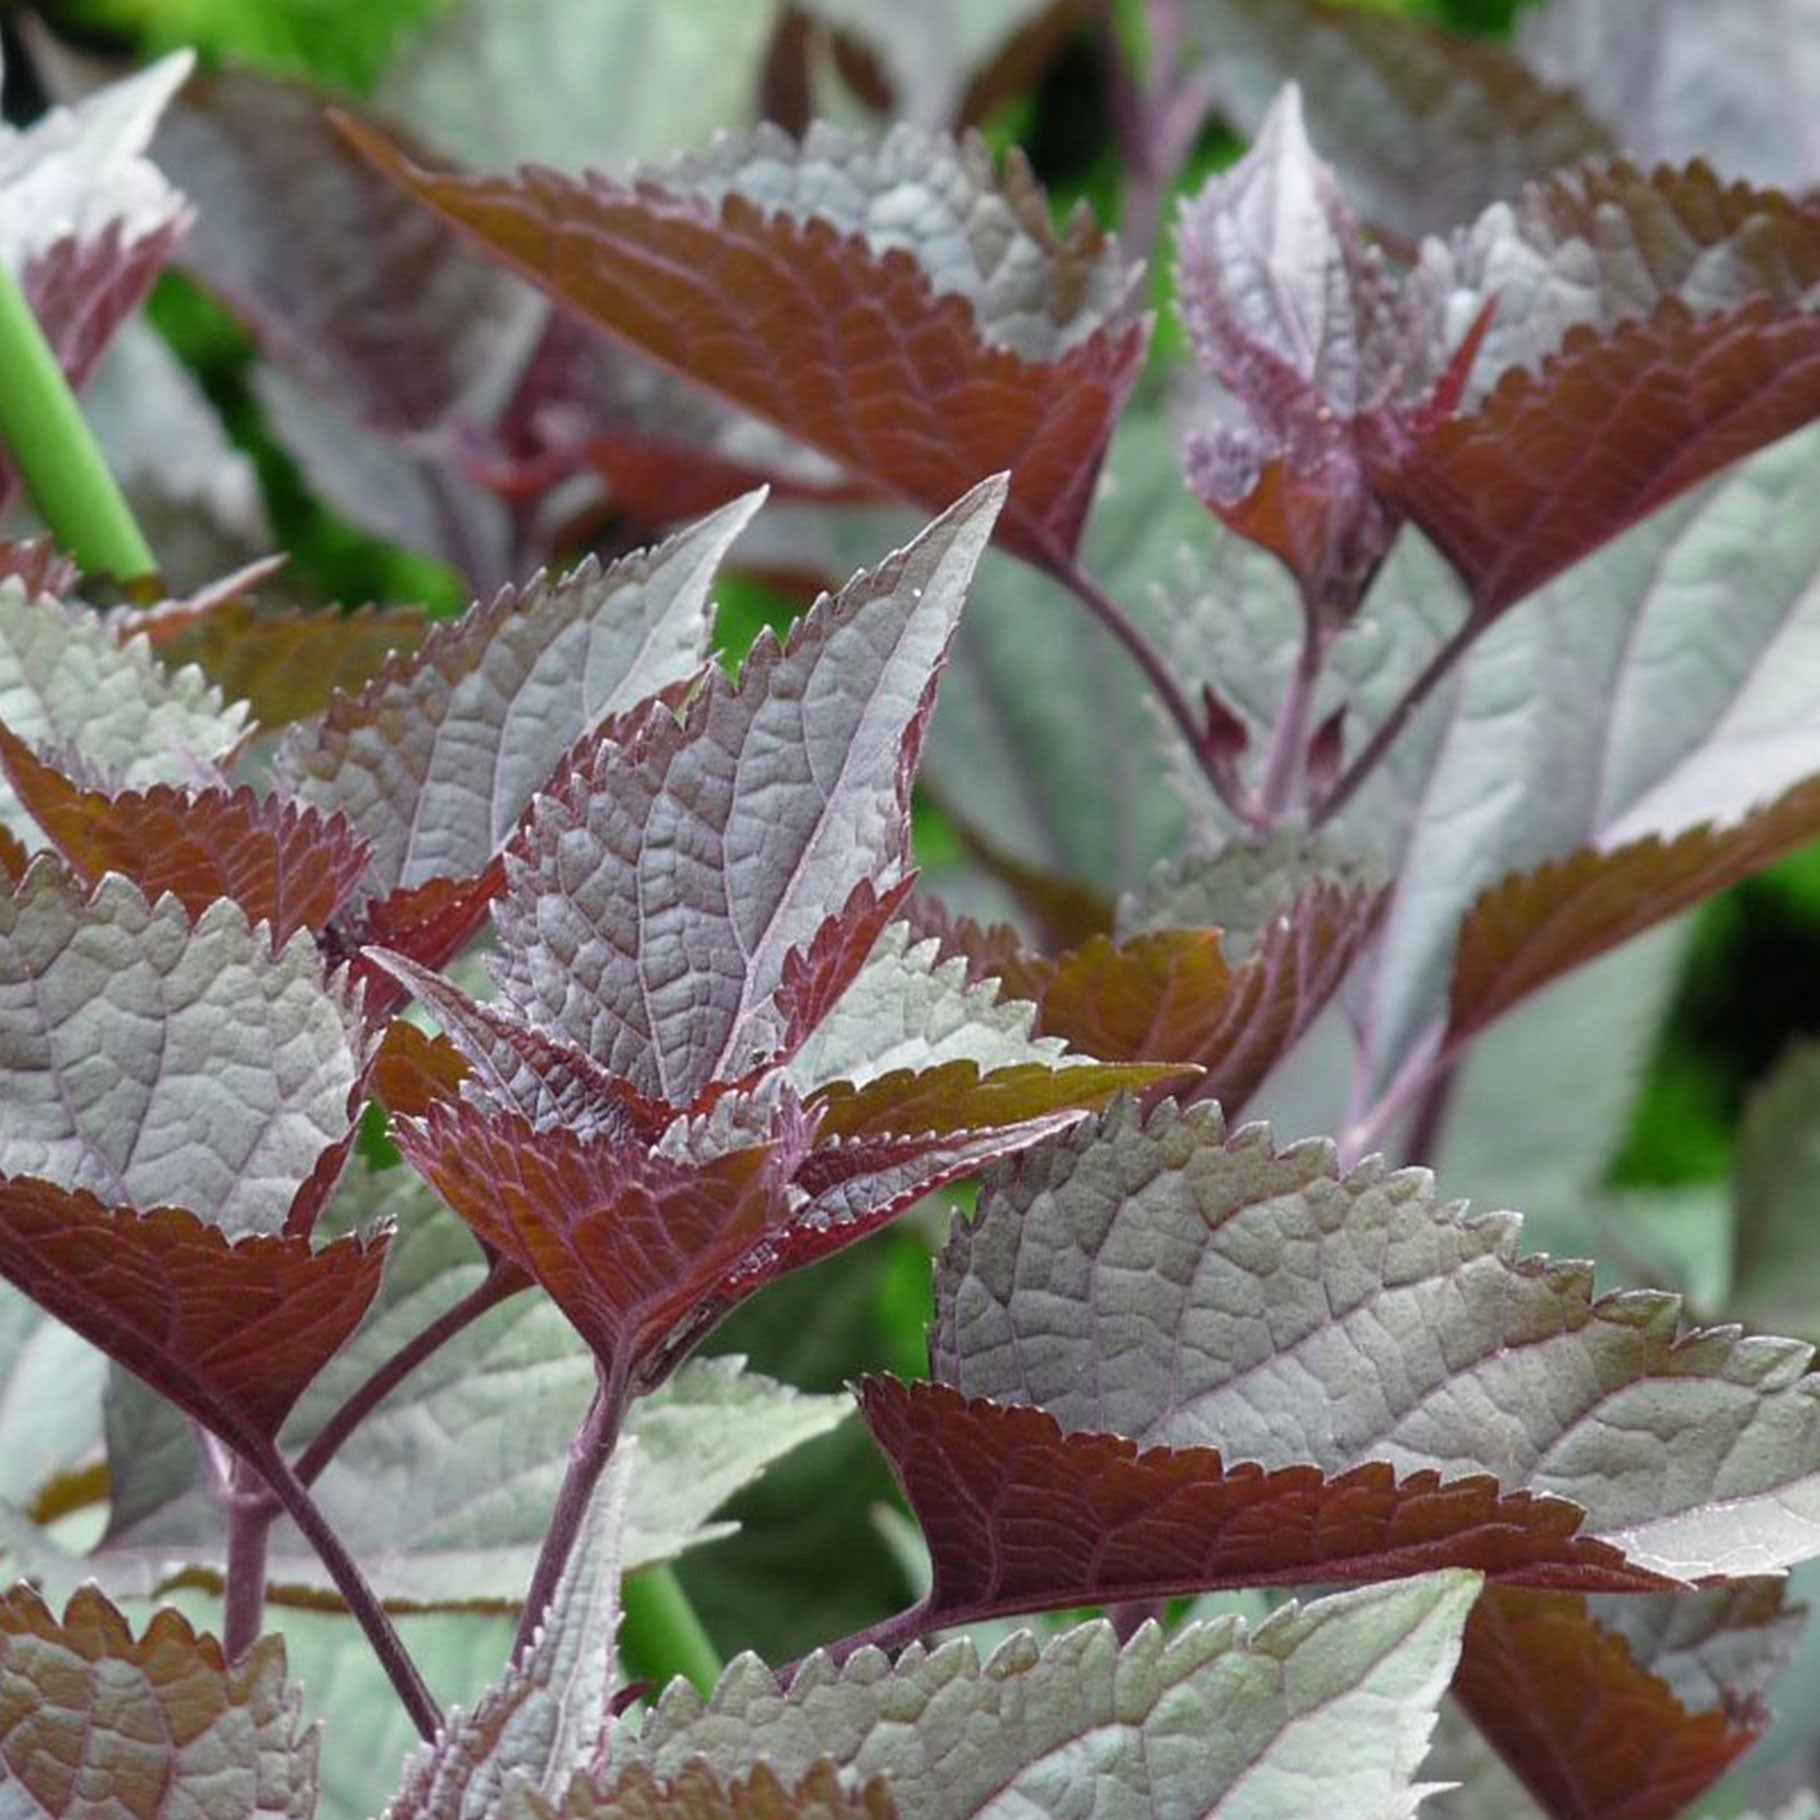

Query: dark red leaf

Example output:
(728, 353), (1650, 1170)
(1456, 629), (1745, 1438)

(371, 1019), (471, 1120)
(1452, 1588), (1761, 1820)
(0, 1174), (387, 1447)
(584, 432), (878, 525)
(859, 1381), (1673, 1639)
(0, 722), (370, 948)
(774, 877), (918, 1060)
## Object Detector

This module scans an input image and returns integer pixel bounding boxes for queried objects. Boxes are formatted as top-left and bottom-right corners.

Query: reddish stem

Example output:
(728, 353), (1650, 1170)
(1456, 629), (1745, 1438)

(221, 1455), (275, 1663)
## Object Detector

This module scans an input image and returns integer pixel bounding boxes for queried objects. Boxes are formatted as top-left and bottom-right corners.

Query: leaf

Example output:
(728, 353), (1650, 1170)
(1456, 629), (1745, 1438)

(933, 1098), (1820, 1581)
(387, 1443), (631, 1820)
(0, 1285), (106, 1507)
(373, 1018), (474, 1120)
(616, 1574), (1482, 1820)
(490, 484), (1003, 1105)
(343, 117), (1144, 564)
(0, 723), (371, 948)
(1184, 0), (1611, 244)
(0, 1177), (386, 1448)
(0, 54), (195, 513)
(860, 1379), (1668, 1634)
(1380, 297), (1820, 617)
(526, 1761), (897, 1820)
(1518, 0), (1820, 191)
(1175, 85), (1451, 608)
(1447, 772), (1820, 1045)
(137, 597), (435, 731)
(0, 863), (365, 1232)
(1592, 1578), (1806, 1716)
(1452, 1589), (1761, 1820)
(0, 582), (251, 848)
(0, 1585), (318, 1819)
(1007, 874), (1384, 1115)
(280, 496), (758, 904)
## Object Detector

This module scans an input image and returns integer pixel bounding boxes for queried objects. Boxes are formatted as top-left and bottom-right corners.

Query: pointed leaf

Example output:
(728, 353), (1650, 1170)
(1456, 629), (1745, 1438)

(343, 117), (1144, 563)
(0, 723), (370, 947)
(491, 485), (1003, 1105)
(529, 1761), (896, 1820)
(0, 1585), (318, 1819)
(0, 863), (365, 1232)
(1452, 1589), (1760, 1820)
(0, 583), (250, 848)
(0, 1176), (386, 1446)
(935, 1099), (1820, 1580)
(1593, 1577), (1806, 1716)
(373, 1019), (473, 1121)
(388, 1444), (631, 1820)
(1185, 0), (1610, 243)
(861, 1379), (1668, 1635)
(281, 499), (757, 903)
(1448, 772), (1820, 1044)
(617, 1575), (1481, 1820)
(393, 1105), (807, 1396)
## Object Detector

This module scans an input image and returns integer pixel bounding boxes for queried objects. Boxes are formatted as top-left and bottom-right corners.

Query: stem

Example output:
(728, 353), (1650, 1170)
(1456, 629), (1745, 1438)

(619, 1565), (723, 1695)
(513, 1381), (621, 1658)
(292, 1263), (520, 1488)
(1051, 554), (1266, 832)
(246, 1439), (442, 1741)
(1337, 1024), (1452, 1171)
(1401, 1061), (1460, 1170)
(782, 1602), (934, 1682)
(1312, 609), (1487, 827)
(1256, 602), (1328, 817)
(222, 1458), (276, 1662)
(0, 261), (156, 582)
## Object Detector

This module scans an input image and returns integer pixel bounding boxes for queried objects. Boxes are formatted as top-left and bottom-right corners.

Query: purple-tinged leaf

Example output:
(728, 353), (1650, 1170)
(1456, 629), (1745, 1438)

(0, 1585), (318, 1819)
(280, 496), (757, 905)
(0, 541), (76, 601)
(0, 861), (366, 1235)
(936, 1098), (1820, 1581)
(387, 1444), (631, 1819)
(532, 1761), (897, 1820)
(343, 116), (1144, 564)
(1452, 1588), (1761, 1820)
(861, 1380), (1672, 1630)
(0, 721), (370, 950)
(1186, 0), (1610, 244)
(616, 1574), (1482, 1820)
(491, 484), (1004, 1106)
(0, 1177), (386, 1449)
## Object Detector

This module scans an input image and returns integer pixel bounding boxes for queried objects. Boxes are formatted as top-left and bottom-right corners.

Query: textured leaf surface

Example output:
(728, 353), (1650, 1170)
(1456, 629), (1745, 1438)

(617, 1574), (1480, 1820)
(861, 1379), (1667, 1628)
(1448, 772), (1820, 1043)
(491, 485), (1002, 1105)
(0, 1585), (317, 1820)
(0, 584), (250, 848)
(0, 724), (370, 948)
(0, 1176), (384, 1447)
(346, 118), (1142, 562)
(0, 864), (364, 1232)
(935, 1099), (1820, 1580)
(389, 1445), (630, 1820)
(281, 499), (755, 901)
(1186, 0), (1609, 243)
(523, 1761), (897, 1820)
(1453, 1589), (1761, 1820)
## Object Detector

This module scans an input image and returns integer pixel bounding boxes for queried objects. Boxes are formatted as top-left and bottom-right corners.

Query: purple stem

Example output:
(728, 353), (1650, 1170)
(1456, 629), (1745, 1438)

(221, 1455), (275, 1663)
(1256, 601), (1329, 817)
(246, 1437), (442, 1741)
(292, 1262), (521, 1488)
(1312, 609), (1489, 827)
(511, 1377), (622, 1658)
(1052, 553), (1267, 831)
(781, 1602), (936, 1682)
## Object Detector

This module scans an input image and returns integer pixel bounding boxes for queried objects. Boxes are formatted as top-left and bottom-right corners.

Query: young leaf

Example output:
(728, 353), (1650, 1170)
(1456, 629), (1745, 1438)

(1185, 0), (1610, 243)
(0, 863), (365, 1230)
(0, 582), (251, 847)
(0, 722), (371, 948)
(1452, 1588), (1762, 1820)
(1447, 772), (1820, 1045)
(935, 1099), (1820, 1581)
(490, 483), (1003, 1105)
(343, 117), (1144, 563)
(859, 1379), (1669, 1633)
(387, 1442), (631, 1819)
(521, 1761), (897, 1820)
(0, 1585), (318, 1818)
(616, 1574), (1481, 1820)
(280, 494), (758, 907)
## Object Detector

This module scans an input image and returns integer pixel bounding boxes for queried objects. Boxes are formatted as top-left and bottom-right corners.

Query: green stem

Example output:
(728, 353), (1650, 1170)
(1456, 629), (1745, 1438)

(0, 261), (157, 582)
(618, 1564), (722, 1696)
